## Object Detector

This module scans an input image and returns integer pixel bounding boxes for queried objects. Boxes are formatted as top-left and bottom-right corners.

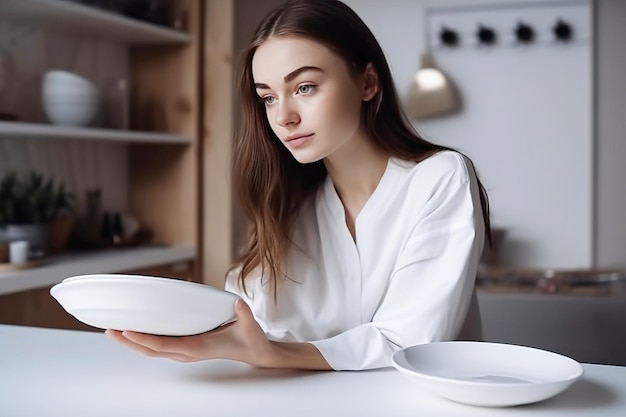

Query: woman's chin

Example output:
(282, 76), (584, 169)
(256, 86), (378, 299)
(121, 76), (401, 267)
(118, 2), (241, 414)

(290, 151), (324, 165)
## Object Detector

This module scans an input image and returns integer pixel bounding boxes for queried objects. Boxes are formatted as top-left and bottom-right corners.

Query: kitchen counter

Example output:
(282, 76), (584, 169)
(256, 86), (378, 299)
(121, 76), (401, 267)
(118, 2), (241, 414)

(1, 325), (626, 416)
(0, 245), (195, 296)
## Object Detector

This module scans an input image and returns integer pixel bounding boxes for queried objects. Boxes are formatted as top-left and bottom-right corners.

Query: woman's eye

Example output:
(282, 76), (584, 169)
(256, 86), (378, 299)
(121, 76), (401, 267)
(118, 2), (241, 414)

(263, 96), (276, 105)
(297, 84), (315, 95)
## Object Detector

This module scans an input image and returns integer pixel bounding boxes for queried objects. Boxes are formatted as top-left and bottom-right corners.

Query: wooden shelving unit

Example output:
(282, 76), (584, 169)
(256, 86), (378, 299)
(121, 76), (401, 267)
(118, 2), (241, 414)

(0, 0), (192, 45)
(0, 0), (244, 331)
(0, 0), (211, 330)
(0, 121), (192, 144)
(0, 0), (201, 275)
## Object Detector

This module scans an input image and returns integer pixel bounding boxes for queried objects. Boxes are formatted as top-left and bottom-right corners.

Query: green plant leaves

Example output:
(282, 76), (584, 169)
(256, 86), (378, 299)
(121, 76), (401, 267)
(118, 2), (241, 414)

(0, 171), (75, 226)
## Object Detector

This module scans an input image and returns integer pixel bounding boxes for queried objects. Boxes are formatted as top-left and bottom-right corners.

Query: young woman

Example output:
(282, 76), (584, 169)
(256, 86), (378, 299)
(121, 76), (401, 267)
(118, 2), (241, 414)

(107, 0), (490, 371)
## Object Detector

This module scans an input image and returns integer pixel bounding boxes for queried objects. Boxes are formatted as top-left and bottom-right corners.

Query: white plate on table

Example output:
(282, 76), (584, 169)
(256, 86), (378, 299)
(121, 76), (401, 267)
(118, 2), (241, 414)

(391, 341), (583, 407)
(51, 274), (239, 336)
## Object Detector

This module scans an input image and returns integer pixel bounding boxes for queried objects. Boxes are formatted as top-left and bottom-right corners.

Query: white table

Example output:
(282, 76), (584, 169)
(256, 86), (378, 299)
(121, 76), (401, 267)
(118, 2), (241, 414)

(1, 325), (625, 416)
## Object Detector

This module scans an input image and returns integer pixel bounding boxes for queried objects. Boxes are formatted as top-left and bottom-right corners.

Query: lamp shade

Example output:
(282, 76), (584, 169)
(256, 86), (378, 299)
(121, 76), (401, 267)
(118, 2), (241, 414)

(407, 52), (460, 119)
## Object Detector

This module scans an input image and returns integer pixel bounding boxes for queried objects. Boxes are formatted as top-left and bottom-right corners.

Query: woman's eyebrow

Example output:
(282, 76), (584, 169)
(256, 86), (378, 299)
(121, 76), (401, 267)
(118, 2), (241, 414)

(284, 66), (324, 82)
(255, 66), (324, 89)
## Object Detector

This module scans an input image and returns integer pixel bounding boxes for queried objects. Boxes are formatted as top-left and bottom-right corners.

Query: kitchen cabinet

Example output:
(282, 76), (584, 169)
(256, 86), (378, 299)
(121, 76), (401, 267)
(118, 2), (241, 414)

(0, 259), (193, 331)
(0, 0), (238, 328)
(479, 290), (626, 366)
(0, 286), (94, 331)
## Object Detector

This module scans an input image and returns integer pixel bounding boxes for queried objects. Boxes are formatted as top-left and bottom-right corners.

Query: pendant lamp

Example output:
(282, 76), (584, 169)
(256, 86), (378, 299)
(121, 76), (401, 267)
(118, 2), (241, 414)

(407, 52), (460, 120)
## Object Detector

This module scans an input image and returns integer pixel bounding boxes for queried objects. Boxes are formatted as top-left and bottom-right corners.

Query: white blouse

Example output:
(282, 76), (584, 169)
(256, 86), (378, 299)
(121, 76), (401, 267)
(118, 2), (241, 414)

(226, 151), (485, 370)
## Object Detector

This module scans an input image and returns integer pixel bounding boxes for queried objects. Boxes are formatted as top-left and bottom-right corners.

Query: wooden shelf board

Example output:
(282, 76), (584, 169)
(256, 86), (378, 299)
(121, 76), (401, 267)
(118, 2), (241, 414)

(0, 245), (196, 295)
(0, 0), (192, 45)
(0, 121), (192, 144)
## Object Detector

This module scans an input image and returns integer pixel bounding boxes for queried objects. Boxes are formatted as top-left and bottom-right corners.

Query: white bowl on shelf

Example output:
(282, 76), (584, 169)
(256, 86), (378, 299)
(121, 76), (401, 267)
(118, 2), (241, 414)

(43, 93), (100, 126)
(43, 70), (98, 95)
(391, 341), (583, 407)
(50, 274), (240, 336)
(42, 70), (100, 126)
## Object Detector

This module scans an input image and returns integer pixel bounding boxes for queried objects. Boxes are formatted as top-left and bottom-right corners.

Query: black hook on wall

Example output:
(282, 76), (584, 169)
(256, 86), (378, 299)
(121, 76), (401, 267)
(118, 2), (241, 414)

(435, 19), (575, 48)
(515, 21), (534, 44)
(477, 24), (497, 45)
(553, 19), (573, 42)
(439, 26), (459, 47)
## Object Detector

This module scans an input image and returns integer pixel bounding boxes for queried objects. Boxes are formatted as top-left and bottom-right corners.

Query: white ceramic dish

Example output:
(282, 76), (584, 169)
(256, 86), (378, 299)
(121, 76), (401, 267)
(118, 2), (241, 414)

(391, 341), (583, 407)
(50, 274), (239, 336)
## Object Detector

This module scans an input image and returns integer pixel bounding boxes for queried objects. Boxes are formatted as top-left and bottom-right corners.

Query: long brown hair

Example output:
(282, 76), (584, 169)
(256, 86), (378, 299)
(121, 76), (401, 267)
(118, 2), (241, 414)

(231, 0), (491, 295)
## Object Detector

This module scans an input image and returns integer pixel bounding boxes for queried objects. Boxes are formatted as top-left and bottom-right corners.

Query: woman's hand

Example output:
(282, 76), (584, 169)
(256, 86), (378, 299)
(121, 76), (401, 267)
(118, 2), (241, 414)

(105, 299), (275, 367)
(106, 298), (332, 370)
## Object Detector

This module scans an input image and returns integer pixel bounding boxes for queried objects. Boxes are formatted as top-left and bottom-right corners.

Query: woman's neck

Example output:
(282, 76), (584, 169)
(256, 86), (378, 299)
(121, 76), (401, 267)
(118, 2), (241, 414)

(323, 130), (389, 222)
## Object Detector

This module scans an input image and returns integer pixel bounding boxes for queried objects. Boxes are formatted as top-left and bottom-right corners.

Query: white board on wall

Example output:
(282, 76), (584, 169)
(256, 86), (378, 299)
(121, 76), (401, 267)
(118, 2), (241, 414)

(343, 0), (593, 269)
(418, 2), (592, 268)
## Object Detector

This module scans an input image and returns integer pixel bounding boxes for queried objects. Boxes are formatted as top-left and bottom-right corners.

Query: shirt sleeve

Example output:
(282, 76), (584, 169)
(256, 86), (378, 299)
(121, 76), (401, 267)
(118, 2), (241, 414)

(310, 164), (485, 370)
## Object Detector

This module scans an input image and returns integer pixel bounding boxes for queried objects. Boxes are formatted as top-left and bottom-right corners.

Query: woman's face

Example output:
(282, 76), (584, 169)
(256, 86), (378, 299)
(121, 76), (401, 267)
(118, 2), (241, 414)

(252, 36), (373, 164)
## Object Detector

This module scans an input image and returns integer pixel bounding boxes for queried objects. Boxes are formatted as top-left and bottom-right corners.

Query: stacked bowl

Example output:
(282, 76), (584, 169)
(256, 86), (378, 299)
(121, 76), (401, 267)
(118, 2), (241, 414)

(42, 70), (100, 127)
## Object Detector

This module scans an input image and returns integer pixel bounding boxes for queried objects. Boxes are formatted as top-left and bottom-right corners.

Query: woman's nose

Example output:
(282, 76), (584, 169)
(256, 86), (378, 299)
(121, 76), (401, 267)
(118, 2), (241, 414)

(274, 100), (300, 127)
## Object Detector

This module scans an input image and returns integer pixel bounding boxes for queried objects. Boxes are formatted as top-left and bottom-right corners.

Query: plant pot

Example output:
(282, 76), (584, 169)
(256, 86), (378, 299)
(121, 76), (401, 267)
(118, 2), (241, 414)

(0, 223), (50, 259)
(0, 241), (8, 263)
(48, 213), (76, 254)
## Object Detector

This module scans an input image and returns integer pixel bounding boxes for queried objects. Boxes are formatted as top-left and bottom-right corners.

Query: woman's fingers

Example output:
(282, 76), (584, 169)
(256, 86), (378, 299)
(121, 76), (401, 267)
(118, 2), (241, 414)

(103, 299), (272, 365)
(105, 329), (194, 362)
(106, 329), (160, 356)
(234, 298), (255, 325)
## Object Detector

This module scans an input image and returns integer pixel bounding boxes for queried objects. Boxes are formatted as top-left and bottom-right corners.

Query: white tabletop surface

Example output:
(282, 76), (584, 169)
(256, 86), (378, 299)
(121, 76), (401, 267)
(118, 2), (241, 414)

(1, 324), (625, 417)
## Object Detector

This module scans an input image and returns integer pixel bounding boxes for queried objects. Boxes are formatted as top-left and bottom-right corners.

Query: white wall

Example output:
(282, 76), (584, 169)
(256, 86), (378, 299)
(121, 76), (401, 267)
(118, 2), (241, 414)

(343, 0), (594, 269)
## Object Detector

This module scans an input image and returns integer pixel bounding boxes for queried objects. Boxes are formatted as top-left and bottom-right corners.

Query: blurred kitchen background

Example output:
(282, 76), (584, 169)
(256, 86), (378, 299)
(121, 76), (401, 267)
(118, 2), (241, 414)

(0, 0), (624, 366)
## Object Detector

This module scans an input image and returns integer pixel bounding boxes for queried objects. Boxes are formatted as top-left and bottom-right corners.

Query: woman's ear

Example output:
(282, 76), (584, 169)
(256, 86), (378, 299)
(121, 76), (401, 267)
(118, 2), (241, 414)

(361, 63), (379, 102)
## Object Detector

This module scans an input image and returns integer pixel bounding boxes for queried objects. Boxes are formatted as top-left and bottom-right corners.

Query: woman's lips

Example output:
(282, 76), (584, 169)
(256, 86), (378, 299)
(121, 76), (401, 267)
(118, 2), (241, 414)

(286, 133), (314, 148)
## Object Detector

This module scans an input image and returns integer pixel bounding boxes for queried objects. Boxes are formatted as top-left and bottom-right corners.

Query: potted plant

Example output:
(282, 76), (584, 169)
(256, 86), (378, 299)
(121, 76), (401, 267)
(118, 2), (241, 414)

(0, 171), (74, 259)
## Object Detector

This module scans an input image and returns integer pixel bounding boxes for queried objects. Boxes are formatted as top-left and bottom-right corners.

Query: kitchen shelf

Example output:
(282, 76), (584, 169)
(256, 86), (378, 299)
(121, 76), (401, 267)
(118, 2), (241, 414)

(0, 0), (193, 45)
(0, 121), (192, 144)
(0, 245), (196, 296)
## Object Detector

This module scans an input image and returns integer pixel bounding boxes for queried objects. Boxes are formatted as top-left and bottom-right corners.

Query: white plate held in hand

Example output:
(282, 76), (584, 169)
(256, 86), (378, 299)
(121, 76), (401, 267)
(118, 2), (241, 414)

(51, 274), (239, 336)
(391, 341), (583, 407)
